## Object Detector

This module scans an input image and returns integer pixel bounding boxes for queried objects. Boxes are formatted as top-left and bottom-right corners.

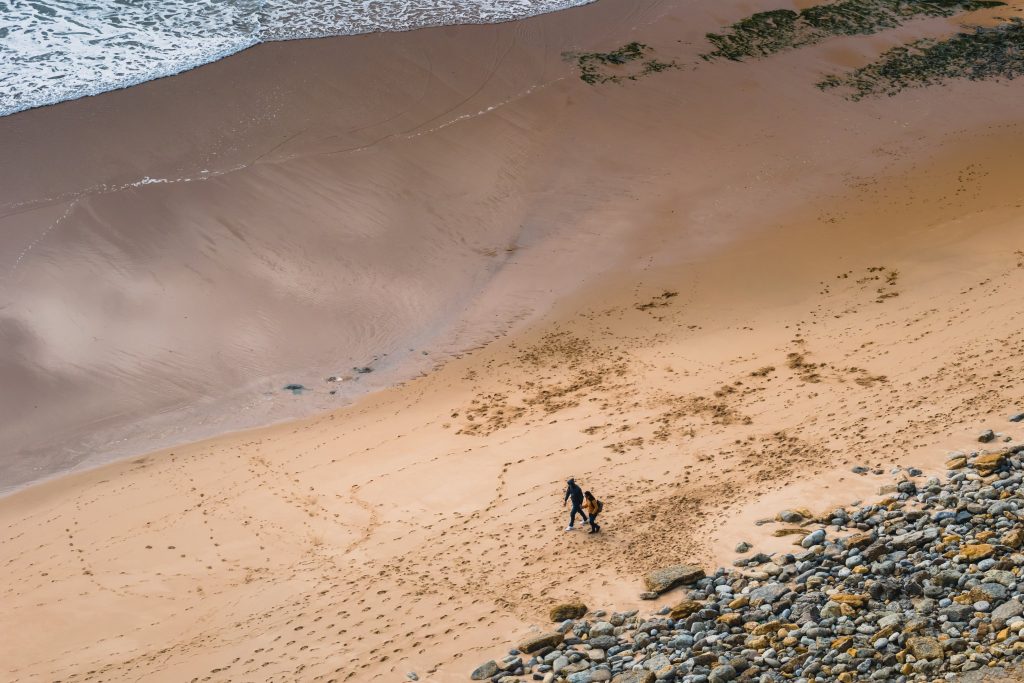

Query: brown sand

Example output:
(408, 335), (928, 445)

(2, 0), (1024, 680)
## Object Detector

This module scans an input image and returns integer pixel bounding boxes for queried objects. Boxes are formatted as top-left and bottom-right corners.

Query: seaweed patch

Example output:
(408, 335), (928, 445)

(818, 18), (1024, 99)
(567, 42), (679, 85)
(703, 0), (1005, 61)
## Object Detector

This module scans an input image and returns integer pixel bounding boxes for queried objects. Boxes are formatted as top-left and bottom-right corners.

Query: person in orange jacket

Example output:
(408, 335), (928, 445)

(582, 490), (602, 534)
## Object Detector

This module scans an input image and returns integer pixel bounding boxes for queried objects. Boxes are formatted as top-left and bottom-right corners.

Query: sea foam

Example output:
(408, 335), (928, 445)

(0, 0), (592, 117)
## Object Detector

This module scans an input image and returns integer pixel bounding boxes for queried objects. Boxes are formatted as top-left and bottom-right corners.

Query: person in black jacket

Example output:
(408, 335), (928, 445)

(563, 478), (588, 531)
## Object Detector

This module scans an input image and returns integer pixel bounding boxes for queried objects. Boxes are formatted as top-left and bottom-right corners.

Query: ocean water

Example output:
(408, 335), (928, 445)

(0, 0), (592, 117)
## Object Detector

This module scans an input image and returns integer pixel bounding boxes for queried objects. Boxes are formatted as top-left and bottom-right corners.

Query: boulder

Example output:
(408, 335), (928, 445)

(517, 631), (564, 654)
(643, 564), (705, 594)
(550, 601), (588, 622)
(470, 660), (499, 680)
(972, 452), (1005, 474)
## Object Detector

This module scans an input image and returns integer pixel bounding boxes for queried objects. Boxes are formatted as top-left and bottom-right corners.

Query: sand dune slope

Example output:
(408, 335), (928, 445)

(3, 126), (1024, 681)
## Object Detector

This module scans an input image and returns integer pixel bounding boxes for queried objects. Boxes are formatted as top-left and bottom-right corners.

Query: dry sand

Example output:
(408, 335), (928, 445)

(2, 0), (1024, 680)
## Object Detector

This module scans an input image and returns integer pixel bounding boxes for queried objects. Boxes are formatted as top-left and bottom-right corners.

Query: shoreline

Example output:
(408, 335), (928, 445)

(0, 0), (599, 118)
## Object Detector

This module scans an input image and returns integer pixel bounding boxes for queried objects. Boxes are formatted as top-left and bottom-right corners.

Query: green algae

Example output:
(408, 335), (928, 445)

(818, 18), (1024, 99)
(703, 0), (1005, 61)
(569, 42), (679, 84)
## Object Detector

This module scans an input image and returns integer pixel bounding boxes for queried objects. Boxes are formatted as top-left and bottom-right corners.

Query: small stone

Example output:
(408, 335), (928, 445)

(644, 654), (671, 672)
(801, 529), (826, 548)
(777, 509), (808, 523)
(907, 636), (944, 661)
(830, 593), (868, 608)
(992, 599), (1024, 629)
(639, 591), (659, 600)
(960, 544), (995, 562)
(979, 429), (996, 443)
(669, 600), (704, 620)
(406, 673), (418, 681)
(946, 455), (968, 470)
(611, 672), (655, 683)
(517, 632), (564, 654)
(748, 583), (789, 605)
(1010, 412), (1024, 423)
(1003, 529), (1024, 548)
(735, 541), (752, 553)
(550, 602), (588, 622)
(708, 664), (737, 683)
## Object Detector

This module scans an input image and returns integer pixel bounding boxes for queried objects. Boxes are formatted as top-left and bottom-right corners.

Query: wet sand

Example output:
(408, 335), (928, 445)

(2, 0), (1024, 680)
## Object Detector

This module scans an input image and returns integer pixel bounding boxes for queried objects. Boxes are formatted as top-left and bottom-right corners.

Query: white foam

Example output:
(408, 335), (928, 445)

(0, 0), (593, 117)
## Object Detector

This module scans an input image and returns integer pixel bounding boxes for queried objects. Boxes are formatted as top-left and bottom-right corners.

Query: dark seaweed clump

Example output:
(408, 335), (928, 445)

(819, 18), (1024, 99)
(570, 42), (678, 84)
(704, 0), (1005, 61)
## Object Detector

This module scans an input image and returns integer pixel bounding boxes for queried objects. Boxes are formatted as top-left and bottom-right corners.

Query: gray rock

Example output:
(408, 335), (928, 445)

(709, 664), (737, 682)
(749, 583), (788, 604)
(470, 660), (499, 680)
(643, 654), (671, 671)
(735, 541), (752, 553)
(1010, 413), (1024, 423)
(590, 621), (615, 637)
(588, 635), (619, 650)
(992, 599), (1024, 629)
(940, 604), (974, 623)
(801, 529), (826, 548)
(778, 510), (806, 523)
(979, 429), (996, 443)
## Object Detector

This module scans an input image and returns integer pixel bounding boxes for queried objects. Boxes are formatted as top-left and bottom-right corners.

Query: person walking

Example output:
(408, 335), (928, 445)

(563, 478), (587, 531)
(582, 490), (602, 534)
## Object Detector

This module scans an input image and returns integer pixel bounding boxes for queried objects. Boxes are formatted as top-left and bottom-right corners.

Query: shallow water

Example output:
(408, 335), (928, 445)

(0, 0), (593, 116)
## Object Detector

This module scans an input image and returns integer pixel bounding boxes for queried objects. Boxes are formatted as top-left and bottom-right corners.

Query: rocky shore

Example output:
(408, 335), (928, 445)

(471, 428), (1024, 683)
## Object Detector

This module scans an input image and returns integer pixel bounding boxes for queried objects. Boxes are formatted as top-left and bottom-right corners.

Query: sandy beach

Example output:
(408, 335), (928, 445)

(2, 0), (1024, 680)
